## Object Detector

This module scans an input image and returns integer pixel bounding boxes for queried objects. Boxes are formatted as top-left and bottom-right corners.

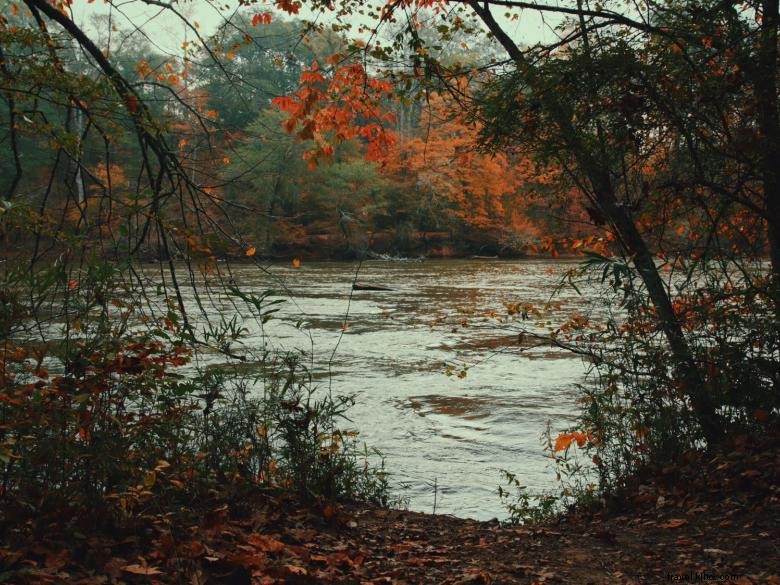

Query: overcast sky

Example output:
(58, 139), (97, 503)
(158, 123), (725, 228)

(68, 0), (565, 60)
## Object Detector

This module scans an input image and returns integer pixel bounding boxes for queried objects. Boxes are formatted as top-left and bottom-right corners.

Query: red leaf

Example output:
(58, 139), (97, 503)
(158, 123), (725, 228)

(125, 95), (140, 113)
(252, 12), (272, 26)
(753, 409), (769, 423)
(322, 504), (335, 521)
(275, 0), (302, 15)
(246, 534), (286, 553)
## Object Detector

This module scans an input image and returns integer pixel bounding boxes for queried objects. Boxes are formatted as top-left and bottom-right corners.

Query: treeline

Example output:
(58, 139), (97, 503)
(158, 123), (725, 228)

(0, 13), (593, 261)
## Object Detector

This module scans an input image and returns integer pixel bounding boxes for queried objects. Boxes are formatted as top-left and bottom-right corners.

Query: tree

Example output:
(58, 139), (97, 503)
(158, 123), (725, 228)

(229, 107), (393, 257)
(381, 89), (548, 252)
(201, 16), (334, 131)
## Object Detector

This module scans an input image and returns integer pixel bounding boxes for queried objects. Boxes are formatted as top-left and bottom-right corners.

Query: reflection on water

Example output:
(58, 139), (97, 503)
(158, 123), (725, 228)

(179, 259), (596, 520)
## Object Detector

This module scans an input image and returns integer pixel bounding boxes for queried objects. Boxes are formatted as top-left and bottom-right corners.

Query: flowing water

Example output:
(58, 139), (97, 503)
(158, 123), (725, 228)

(186, 259), (598, 520)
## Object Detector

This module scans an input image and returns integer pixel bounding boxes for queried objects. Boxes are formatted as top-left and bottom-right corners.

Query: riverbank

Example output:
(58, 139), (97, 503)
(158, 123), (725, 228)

(2, 430), (777, 584)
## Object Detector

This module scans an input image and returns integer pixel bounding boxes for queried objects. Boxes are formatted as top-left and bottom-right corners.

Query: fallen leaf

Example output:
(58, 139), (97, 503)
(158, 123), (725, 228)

(661, 518), (688, 529)
(247, 534), (286, 553)
(122, 564), (163, 575)
(322, 504), (335, 521)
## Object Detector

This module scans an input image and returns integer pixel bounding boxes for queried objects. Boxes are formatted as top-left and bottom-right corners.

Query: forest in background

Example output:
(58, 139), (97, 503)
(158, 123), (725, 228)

(2, 3), (772, 262)
(0, 10), (636, 260)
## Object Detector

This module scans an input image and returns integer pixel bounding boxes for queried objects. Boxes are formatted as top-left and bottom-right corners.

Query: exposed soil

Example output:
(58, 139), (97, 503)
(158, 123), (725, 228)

(1, 432), (778, 584)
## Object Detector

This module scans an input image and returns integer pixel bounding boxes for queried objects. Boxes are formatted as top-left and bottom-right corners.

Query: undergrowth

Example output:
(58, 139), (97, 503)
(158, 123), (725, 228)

(0, 259), (389, 539)
(499, 254), (779, 525)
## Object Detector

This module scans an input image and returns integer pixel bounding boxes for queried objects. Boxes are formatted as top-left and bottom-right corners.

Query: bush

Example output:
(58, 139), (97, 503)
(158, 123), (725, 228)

(0, 260), (389, 535)
(557, 255), (779, 497)
(500, 254), (779, 521)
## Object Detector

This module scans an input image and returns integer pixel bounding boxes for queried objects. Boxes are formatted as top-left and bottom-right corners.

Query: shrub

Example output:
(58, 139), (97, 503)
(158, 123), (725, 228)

(0, 260), (389, 535)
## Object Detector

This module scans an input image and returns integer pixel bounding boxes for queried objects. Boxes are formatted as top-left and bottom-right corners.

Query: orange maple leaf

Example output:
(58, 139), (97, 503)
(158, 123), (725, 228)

(554, 431), (590, 452)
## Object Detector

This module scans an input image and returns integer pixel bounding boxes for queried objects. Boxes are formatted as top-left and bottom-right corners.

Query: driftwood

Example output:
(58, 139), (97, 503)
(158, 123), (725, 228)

(353, 282), (393, 291)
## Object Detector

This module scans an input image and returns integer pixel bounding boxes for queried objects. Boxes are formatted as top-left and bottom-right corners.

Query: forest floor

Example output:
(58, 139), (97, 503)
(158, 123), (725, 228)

(2, 431), (778, 584)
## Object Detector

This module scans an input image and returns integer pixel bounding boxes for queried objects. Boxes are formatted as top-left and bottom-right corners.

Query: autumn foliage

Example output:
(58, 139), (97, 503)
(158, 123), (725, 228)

(272, 57), (397, 167)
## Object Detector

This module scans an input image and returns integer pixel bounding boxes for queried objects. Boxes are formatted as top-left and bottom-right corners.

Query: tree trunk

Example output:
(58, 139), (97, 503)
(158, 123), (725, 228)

(592, 173), (722, 443)
(756, 0), (780, 319)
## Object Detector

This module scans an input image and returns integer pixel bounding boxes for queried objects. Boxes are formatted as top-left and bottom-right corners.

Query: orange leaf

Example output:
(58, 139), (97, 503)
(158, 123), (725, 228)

(554, 434), (573, 452)
(122, 564), (163, 576)
(245, 246), (257, 257)
(661, 518), (687, 529)
(554, 431), (589, 452)
(326, 53), (345, 66)
(292, 257), (301, 268)
(247, 534), (286, 552)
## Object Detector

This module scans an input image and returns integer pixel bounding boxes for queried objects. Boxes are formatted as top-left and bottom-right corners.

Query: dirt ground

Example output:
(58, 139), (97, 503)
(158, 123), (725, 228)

(1, 432), (778, 584)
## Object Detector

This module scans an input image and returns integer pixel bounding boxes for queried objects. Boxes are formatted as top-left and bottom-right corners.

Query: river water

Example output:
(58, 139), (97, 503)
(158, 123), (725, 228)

(188, 259), (596, 520)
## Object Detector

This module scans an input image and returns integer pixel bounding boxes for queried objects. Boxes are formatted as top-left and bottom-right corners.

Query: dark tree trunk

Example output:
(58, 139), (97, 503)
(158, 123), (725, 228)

(756, 0), (780, 319)
(592, 174), (722, 443)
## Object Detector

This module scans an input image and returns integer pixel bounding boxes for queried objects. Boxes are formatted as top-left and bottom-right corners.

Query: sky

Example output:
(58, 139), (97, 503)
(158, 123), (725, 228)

(67, 0), (567, 60)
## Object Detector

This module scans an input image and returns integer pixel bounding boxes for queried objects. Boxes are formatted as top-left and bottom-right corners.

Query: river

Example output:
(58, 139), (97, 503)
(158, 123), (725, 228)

(185, 259), (596, 520)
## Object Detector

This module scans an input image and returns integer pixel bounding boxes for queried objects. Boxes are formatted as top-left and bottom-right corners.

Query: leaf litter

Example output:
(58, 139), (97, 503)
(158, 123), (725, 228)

(0, 431), (778, 583)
